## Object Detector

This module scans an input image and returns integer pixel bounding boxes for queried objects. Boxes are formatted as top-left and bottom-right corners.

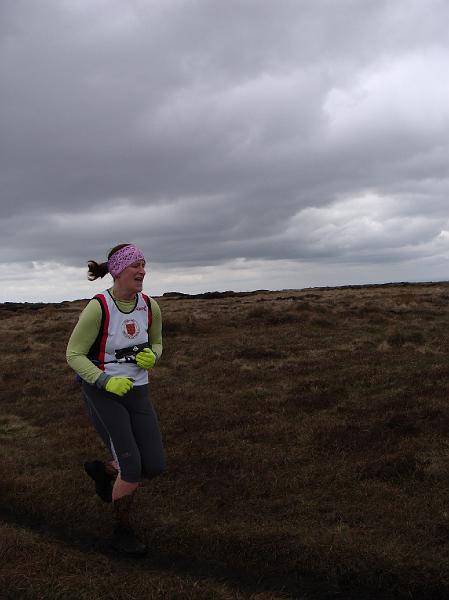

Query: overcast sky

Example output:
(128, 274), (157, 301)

(1, 0), (449, 302)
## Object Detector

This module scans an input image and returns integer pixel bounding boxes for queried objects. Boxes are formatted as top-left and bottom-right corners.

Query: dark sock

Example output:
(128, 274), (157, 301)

(84, 460), (113, 503)
(113, 492), (135, 530)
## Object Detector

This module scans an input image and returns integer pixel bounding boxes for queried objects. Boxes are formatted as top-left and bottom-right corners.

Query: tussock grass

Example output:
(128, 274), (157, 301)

(0, 415), (39, 440)
(2, 283), (449, 598)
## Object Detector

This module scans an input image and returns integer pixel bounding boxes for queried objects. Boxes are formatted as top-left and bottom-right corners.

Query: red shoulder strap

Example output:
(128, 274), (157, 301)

(141, 293), (153, 329)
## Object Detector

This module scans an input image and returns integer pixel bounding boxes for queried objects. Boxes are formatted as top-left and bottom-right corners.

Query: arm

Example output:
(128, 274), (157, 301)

(66, 299), (109, 386)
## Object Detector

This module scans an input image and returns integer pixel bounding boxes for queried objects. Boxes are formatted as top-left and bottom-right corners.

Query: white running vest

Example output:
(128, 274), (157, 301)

(92, 290), (152, 386)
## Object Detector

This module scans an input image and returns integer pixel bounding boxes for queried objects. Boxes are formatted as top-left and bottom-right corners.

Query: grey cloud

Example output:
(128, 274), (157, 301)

(1, 0), (449, 289)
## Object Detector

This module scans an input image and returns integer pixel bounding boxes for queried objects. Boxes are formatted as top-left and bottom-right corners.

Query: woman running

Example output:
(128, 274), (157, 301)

(66, 243), (165, 556)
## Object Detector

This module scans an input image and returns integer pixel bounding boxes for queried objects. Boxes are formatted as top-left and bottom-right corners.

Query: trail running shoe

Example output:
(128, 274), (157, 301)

(84, 460), (113, 503)
(111, 525), (147, 557)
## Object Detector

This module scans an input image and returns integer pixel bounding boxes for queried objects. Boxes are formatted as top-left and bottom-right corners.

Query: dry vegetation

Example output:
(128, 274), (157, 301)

(1, 283), (449, 599)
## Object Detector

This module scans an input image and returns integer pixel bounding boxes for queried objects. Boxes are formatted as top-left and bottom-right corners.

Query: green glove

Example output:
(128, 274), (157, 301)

(105, 377), (134, 396)
(136, 347), (156, 370)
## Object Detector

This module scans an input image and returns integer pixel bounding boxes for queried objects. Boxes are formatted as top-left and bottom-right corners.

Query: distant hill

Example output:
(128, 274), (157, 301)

(2, 280), (449, 310)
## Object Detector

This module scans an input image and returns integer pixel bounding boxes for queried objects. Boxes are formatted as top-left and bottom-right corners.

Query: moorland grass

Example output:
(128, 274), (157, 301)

(1, 284), (449, 599)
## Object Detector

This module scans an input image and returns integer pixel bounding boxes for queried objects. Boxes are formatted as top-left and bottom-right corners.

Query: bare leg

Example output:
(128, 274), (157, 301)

(111, 479), (146, 555)
(112, 477), (139, 501)
(105, 461), (119, 480)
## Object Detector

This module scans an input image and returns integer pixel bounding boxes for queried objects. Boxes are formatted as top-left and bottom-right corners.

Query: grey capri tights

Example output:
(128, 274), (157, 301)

(82, 381), (166, 483)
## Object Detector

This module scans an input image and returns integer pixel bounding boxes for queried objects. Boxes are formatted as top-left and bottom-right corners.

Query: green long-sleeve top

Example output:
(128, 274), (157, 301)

(66, 290), (162, 385)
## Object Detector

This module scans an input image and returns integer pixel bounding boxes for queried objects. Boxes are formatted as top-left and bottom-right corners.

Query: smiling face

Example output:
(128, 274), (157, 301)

(114, 260), (146, 299)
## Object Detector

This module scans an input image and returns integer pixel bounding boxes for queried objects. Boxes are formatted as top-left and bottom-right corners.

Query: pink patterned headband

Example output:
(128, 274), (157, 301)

(107, 244), (145, 278)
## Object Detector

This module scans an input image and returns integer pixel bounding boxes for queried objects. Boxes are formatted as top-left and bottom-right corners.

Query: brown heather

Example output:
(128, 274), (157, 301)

(1, 283), (449, 599)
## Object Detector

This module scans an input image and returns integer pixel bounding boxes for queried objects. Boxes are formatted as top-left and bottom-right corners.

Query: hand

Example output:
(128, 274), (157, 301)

(105, 377), (134, 396)
(135, 347), (156, 370)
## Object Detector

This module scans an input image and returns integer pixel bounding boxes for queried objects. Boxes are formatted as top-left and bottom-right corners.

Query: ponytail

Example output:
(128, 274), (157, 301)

(87, 243), (131, 281)
(87, 260), (109, 281)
